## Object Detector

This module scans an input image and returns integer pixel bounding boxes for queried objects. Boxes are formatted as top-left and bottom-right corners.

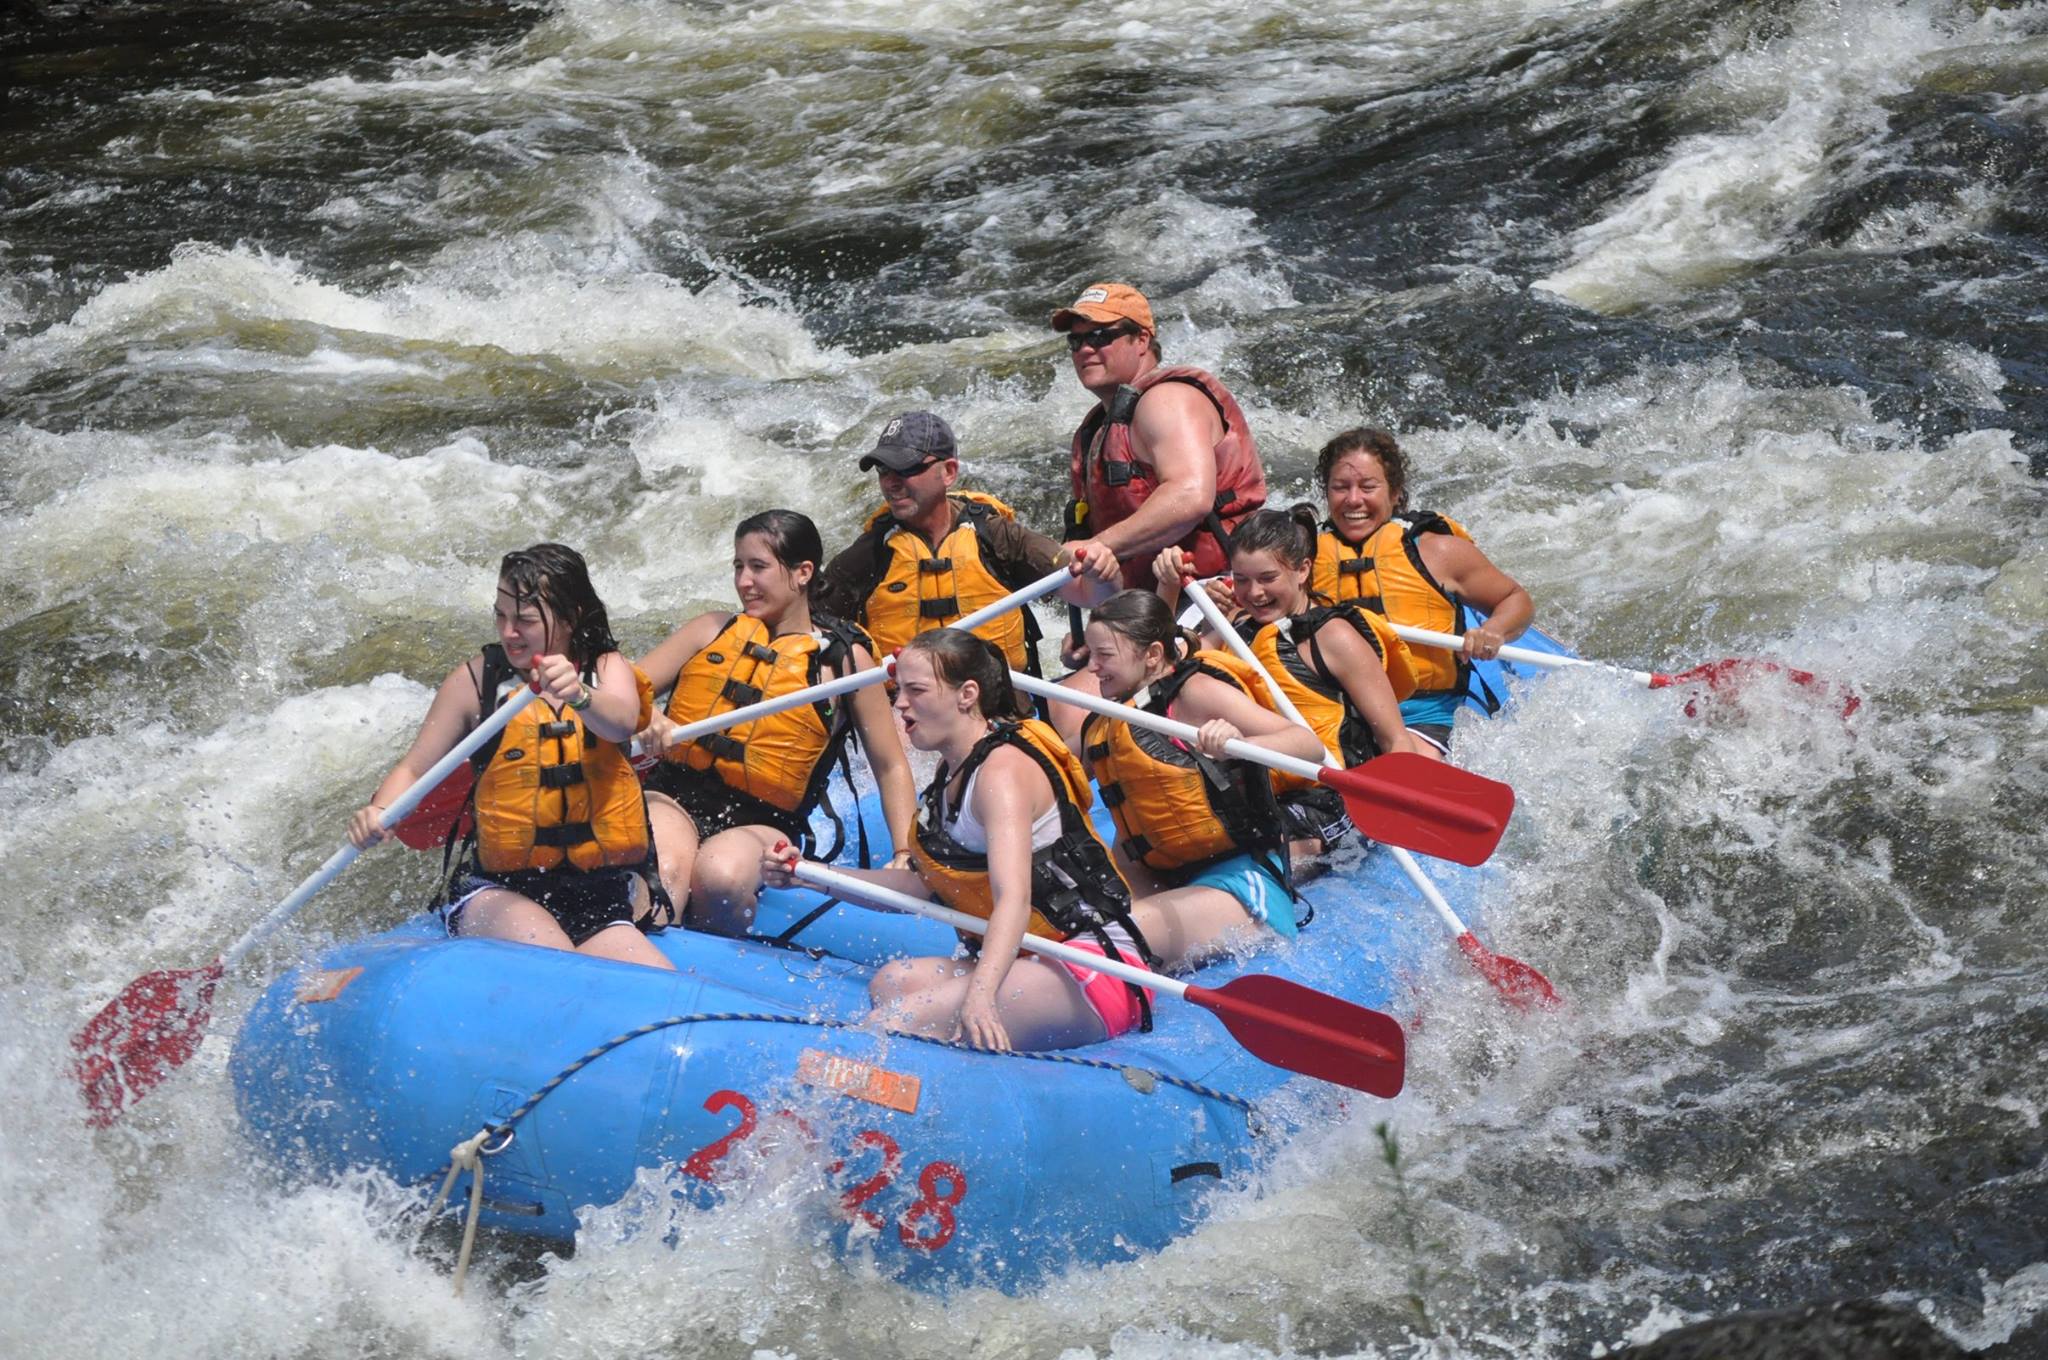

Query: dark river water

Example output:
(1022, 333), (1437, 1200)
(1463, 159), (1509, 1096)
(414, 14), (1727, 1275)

(4, 0), (2045, 1355)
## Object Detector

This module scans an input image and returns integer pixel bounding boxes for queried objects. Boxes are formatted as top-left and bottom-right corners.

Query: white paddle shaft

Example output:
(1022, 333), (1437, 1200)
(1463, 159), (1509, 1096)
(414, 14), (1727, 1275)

(793, 861), (1183, 1000)
(1183, 583), (1471, 939)
(1389, 623), (1655, 688)
(224, 683), (544, 968)
(1007, 672), (1325, 783)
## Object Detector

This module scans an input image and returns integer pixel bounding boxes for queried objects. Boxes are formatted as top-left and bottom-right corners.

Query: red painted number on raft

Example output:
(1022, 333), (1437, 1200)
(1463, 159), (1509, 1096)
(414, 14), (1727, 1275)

(898, 1160), (966, 1251)
(829, 1129), (902, 1230)
(680, 1089), (756, 1181)
(679, 1086), (969, 1249)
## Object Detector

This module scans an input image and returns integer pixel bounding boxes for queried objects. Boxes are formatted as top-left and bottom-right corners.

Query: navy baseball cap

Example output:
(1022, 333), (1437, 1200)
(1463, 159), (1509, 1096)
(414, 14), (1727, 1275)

(859, 411), (958, 472)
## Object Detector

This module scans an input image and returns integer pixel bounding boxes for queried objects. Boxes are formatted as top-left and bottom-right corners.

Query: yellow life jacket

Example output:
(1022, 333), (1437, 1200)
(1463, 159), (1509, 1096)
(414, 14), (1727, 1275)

(663, 612), (868, 815)
(470, 647), (655, 875)
(849, 493), (1041, 673)
(1080, 654), (1290, 879)
(1247, 602), (1417, 766)
(1312, 512), (1474, 700)
(908, 719), (1140, 941)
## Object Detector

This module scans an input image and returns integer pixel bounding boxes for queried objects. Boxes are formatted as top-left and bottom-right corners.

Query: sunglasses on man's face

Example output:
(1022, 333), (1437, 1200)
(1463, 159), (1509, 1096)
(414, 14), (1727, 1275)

(880, 457), (945, 479)
(1066, 324), (1137, 353)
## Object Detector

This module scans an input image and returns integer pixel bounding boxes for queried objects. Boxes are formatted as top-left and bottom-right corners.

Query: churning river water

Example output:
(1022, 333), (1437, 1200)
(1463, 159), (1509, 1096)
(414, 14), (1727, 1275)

(3, 0), (2045, 1355)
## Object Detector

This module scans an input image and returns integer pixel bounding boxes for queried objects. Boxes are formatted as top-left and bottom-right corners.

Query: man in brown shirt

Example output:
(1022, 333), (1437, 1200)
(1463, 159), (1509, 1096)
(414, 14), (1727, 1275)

(819, 411), (1116, 680)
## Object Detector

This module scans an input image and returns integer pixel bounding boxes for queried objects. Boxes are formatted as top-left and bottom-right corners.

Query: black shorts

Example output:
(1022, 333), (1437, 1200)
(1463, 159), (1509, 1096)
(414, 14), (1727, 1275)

(446, 866), (654, 946)
(1280, 787), (1354, 852)
(643, 763), (809, 843)
(1408, 722), (1453, 753)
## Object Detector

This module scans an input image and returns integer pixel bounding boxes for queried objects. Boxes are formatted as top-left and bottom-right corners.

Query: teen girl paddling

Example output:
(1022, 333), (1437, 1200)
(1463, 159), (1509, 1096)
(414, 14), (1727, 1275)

(1078, 591), (1328, 970)
(1312, 427), (1534, 752)
(346, 544), (673, 970)
(764, 629), (1153, 1052)
(636, 510), (914, 936)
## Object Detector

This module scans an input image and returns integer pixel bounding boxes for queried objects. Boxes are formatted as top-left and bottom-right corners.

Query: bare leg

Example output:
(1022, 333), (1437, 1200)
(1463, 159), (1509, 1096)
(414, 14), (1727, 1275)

(453, 889), (578, 951)
(579, 922), (676, 970)
(1127, 885), (1261, 972)
(869, 954), (1107, 1051)
(645, 793), (701, 911)
(687, 823), (787, 936)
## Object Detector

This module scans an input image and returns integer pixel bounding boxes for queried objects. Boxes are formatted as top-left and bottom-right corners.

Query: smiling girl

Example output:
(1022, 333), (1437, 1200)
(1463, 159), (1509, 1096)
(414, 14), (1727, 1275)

(1312, 428), (1534, 753)
(635, 510), (914, 936)
(347, 544), (673, 970)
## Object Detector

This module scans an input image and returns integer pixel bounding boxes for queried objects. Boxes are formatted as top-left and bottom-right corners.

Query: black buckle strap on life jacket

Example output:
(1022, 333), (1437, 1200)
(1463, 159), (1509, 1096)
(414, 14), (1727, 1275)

(1339, 557), (1373, 575)
(539, 719), (576, 739)
(1099, 783), (1126, 808)
(538, 763), (585, 788)
(918, 596), (960, 618)
(1085, 741), (1112, 763)
(702, 732), (746, 763)
(741, 641), (778, 664)
(533, 822), (593, 848)
(1120, 833), (1153, 860)
(919, 558), (953, 574)
(720, 678), (764, 707)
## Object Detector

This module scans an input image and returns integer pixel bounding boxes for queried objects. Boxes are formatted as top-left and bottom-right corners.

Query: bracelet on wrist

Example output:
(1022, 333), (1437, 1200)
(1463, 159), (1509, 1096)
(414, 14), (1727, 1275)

(567, 684), (594, 711)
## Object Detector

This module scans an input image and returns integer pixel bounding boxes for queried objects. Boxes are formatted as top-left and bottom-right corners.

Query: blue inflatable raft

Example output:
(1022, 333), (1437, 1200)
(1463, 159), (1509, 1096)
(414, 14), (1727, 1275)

(231, 634), (1570, 1292)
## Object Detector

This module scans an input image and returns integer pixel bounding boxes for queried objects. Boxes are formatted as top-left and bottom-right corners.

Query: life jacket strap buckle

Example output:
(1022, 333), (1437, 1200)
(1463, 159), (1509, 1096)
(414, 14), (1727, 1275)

(532, 823), (594, 848)
(538, 720), (577, 738)
(538, 763), (586, 788)
(721, 679), (764, 707)
(702, 733), (746, 763)
(741, 642), (779, 663)
(918, 558), (954, 574)
(918, 596), (960, 618)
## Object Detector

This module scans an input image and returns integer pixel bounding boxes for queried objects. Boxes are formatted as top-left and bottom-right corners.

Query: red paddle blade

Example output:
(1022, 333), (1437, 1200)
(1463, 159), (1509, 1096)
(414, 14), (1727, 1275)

(391, 765), (475, 849)
(70, 959), (225, 1128)
(1318, 752), (1513, 866)
(1652, 659), (1861, 719)
(1455, 932), (1559, 1010)
(1187, 973), (1405, 1098)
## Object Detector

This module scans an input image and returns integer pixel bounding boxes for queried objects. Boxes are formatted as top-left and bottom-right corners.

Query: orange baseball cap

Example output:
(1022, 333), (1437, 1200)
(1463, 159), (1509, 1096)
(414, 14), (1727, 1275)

(1049, 282), (1154, 333)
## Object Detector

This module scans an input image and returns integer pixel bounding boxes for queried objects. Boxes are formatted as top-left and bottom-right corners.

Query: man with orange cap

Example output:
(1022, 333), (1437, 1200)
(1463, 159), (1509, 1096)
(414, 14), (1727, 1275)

(1052, 282), (1268, 595)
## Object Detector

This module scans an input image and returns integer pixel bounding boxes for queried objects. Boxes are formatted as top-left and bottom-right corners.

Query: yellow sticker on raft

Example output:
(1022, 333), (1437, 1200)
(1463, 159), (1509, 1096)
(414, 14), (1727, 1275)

(294, 966), (363, 1004)
(797, 1048), (921, 1115)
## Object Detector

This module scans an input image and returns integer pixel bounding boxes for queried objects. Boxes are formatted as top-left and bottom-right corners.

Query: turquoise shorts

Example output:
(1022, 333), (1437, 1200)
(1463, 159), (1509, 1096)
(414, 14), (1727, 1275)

(1398, 691), (1464, 729)
(1181, 853), (1296, 938)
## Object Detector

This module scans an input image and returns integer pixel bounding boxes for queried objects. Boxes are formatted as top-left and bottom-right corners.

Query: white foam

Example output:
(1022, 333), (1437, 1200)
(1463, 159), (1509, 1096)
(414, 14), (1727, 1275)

(11, 240), (837, 381)
(1535, 0), (2019, 310)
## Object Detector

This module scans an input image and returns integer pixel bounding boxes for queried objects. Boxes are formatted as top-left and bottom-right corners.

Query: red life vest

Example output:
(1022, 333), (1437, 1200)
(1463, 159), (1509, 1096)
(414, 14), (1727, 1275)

(1068, 365), (1267, 588)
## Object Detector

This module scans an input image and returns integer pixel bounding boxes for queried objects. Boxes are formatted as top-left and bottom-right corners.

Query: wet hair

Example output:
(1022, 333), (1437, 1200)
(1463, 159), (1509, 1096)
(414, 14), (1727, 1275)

(1087, 589), (1192, 664)
(1316, 427), (1409, 511)
(497, 543), (619, 670)
(734, 508), (824, 600)
(900, 628), (1018, 720)
(1228, 505), (1321, 570)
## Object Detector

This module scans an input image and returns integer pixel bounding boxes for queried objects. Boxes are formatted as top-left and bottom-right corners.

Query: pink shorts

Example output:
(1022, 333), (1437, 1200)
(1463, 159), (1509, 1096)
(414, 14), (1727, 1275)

(1059, 938), (1155, 1039)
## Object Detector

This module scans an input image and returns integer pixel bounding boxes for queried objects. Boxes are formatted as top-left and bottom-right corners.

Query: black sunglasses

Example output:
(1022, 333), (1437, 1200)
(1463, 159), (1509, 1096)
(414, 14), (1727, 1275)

(880, 456), (945, 478)
(1066, 324), (1137, 352)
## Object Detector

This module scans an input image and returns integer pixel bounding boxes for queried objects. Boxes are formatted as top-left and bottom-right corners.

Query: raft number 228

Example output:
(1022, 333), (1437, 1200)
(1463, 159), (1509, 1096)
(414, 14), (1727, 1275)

(679, 1088), (967, 1251)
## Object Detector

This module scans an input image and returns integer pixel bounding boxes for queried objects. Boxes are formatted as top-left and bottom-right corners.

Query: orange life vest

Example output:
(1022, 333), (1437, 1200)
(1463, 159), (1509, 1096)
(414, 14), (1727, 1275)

(1069, 366), (1267, 587)
(663, 613), (868, 815)
(1247, 602), (1417, 766)
(1080, 654), (1290, 878)
(470, 647), (655, 875)
(1312, 512), (1473, 701)
(847, 492), (1040, 672)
